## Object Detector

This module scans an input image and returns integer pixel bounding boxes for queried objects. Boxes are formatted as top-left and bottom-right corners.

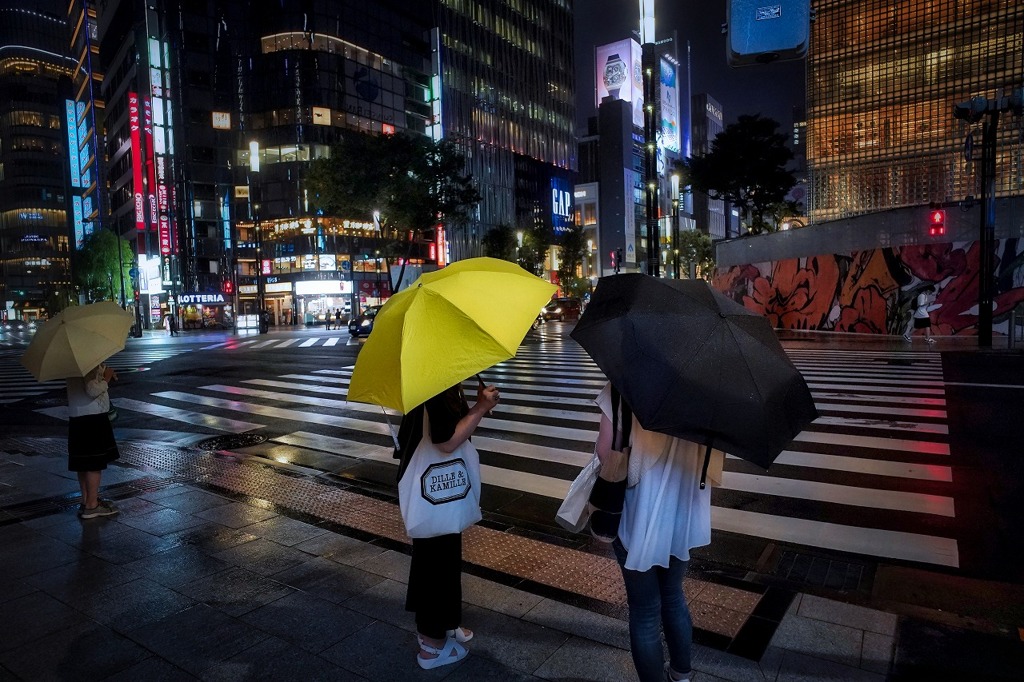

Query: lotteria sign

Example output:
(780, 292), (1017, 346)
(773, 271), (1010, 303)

(128, 92), (145, 230)
(178, 293), (227, 305)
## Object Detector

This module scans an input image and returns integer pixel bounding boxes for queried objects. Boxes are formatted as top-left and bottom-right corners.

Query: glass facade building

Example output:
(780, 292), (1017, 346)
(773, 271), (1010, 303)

(92, 0), (575, 329)
(0, 3), (77, 321)
(807, 0), (1024, 222)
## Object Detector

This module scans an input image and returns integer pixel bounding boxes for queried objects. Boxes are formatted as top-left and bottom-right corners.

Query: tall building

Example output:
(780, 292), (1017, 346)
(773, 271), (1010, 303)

(807, 0), (1024, 222)
(690, 93), (726, 240)
(0, 2), (77, 322)
(91, 0), (576, 330)
(578, 37), (687, 277)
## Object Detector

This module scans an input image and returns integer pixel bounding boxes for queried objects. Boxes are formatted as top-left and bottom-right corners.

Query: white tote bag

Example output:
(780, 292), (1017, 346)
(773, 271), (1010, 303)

(398, 410), (482, 539)
(555, 452), (602, 533)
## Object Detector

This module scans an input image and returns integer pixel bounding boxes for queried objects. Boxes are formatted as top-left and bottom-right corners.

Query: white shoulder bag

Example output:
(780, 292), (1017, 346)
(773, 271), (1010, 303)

(398, 409), (482, 538)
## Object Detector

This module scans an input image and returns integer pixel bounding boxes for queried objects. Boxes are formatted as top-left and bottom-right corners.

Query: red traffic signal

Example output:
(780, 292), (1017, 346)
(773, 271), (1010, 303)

(928, 209), (945, 236)
(223, 280), (234, 295)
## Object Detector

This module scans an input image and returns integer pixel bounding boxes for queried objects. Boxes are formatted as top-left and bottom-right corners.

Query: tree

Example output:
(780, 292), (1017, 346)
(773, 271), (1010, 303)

(73, 229), (133, 304)
(555, 224), (589, 297)
(517, 221), (552, 277)
(481, 225), (517, 262)
(685, 114), (795, 235)
(306, 132), (481, 289)
(676, 229), (715, 280)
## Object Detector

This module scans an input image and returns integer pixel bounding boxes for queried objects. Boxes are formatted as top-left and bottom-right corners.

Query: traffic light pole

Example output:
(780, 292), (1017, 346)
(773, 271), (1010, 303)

(977, 112), (998, 348)
(953, 92), (1023, 348)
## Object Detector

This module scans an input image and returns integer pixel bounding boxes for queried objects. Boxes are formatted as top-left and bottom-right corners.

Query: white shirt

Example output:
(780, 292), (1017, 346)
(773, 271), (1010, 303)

(66, 366), (110, 417)
(595, 382), (712, 572)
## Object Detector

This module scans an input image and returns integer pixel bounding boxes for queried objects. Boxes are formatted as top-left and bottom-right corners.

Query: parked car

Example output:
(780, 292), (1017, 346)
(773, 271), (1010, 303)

(542, 297), (583, 322)
(348, 305), (383, 336)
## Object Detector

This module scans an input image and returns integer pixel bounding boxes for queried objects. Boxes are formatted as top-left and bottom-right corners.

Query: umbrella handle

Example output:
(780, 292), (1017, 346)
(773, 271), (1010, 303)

(476, 374), (494, 417)
(699, 443), (712, 490)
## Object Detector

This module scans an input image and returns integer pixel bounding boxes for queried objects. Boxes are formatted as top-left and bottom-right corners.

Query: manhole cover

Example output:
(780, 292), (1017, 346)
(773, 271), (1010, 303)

(195, 434), (269, 451)
(771, 549), (870, 593)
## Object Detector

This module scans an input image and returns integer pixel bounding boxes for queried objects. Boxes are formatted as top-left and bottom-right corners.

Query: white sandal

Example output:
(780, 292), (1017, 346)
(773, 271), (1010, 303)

(417, 626), (473, 645)
(416, 635), (467, 670)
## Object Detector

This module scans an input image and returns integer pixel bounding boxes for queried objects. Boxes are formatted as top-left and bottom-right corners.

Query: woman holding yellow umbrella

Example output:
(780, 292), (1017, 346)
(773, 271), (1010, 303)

(346, 257), (554, 669)
(20, 301), (134, 519)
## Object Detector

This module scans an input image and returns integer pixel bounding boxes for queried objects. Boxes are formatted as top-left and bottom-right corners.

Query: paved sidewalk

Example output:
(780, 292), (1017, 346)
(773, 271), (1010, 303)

(1, 432), (1022, 681)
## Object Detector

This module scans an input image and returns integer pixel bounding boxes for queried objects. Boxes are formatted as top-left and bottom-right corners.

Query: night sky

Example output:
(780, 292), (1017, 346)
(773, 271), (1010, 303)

(574, 0), (806, 132)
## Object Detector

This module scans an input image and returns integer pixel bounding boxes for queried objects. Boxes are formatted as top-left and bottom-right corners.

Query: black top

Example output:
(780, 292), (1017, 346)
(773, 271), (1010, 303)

(394, 385), (469, 481)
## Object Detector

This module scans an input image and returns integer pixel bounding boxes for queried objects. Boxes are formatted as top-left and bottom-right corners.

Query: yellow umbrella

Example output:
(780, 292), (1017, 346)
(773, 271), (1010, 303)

(347, 257), (556, 412)
(20, 301), (135, 382)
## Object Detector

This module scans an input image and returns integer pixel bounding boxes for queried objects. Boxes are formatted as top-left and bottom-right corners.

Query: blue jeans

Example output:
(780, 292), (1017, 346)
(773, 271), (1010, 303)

(613, 538), (692, 682)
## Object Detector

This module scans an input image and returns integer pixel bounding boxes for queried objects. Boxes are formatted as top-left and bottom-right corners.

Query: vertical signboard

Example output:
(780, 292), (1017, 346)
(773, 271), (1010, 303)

(551, 177), (573, 235)
(659, 57), (680, 153)
(65, 100), (81, 188)
(128, 93), (145, 230)
(72, 195), (85, 248)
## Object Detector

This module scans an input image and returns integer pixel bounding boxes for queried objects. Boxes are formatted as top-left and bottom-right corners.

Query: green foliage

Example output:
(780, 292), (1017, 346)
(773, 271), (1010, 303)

(685, 114), (795, 235)
(516, 222), (552, 277)
(481, 225), (517, 262)
(306, 131), (481, 288)
(556, 224), (588, 297)
(676, 230), (715, 280)
(73, 229), (134, 303)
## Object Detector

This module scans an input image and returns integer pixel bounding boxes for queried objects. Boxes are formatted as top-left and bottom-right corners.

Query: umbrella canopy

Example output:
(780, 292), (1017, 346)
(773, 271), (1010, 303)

(570, 275), (818, 468)
(347, 257), (556, 412)
(20, 301), (135, 382)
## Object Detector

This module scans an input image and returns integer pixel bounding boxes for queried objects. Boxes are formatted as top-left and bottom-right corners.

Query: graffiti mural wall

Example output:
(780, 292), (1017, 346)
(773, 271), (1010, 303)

(713, 239), (1024, 337)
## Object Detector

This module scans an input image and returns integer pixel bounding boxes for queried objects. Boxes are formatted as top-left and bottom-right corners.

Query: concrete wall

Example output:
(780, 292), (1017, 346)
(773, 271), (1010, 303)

(712, 199), (1024, 337)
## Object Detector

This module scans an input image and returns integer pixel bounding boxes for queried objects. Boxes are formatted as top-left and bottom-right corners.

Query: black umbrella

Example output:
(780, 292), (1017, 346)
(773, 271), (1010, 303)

(570, 274), (818, 469)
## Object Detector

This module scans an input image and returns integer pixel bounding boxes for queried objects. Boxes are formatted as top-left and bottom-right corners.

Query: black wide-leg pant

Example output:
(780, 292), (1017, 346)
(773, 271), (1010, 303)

(406, 533), (462, 639)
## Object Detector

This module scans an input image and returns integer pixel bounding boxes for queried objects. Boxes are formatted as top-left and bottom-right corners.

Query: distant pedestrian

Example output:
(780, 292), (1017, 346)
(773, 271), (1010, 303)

(594, 381), (712, 682)
(325, 312), (331, 330)
(67, 364), (121, 519)
(169, 313), (178, 336)
(335, 308), (342, 329)
(904, 285), (937, 343)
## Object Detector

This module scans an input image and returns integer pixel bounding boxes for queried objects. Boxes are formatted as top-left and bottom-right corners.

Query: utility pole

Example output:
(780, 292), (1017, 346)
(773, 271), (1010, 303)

(953, 90), (1023, 348)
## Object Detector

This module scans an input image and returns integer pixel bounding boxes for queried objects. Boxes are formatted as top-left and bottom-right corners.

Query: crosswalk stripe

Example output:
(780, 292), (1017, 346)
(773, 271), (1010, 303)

(299, 338), (319, 347)
(98, 343), (962, 569)
(114, 397), (264, 432)
(324, 337), (340, 347)
(712, 506), (959, 567)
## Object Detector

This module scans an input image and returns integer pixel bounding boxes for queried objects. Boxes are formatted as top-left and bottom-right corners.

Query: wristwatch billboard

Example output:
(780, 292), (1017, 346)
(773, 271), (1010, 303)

(602, 53), (627, 98)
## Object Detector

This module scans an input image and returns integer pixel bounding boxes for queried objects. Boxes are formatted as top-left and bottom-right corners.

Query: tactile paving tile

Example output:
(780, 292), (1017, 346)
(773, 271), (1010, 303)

(2, 436), (766, 640)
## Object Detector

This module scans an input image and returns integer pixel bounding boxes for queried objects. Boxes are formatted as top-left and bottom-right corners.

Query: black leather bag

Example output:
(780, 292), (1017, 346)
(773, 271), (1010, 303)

(588, 388), (631, 543)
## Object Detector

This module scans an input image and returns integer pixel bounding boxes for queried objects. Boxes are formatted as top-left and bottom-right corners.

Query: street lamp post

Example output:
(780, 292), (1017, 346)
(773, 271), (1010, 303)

(670, 172), (681, 279)
(249, 140), (267, 334)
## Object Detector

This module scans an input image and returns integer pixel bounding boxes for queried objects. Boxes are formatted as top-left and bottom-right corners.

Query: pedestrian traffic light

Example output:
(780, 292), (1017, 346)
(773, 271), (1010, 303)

(928, 209), (946, 237)
(223, 280), (234, 295)
(609, 250), (617, 272)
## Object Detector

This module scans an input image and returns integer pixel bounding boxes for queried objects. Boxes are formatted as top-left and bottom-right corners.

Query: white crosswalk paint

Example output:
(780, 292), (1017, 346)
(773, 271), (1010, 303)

(711, 506), (959, 567)
(101, 345), (961, 568)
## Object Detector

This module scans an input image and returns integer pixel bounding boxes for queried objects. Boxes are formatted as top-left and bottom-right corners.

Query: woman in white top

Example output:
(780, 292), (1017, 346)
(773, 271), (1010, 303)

(67, 363), (121, 519)
(595, 382), (711, 682)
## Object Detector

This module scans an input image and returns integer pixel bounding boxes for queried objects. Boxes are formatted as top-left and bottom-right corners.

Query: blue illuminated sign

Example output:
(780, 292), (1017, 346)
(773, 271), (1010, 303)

(551, 177), (573, 234)
(65, 100), (81, 188)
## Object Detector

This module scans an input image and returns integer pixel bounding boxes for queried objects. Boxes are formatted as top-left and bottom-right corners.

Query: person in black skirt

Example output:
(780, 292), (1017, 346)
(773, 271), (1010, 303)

(394, 380), (499, 670)
(67, 363), (121, 519)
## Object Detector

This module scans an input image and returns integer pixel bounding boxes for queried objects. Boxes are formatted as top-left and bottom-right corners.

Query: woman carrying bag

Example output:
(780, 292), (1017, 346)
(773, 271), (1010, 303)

(594, 382), (714, 682)
(394, 379), (499, 670)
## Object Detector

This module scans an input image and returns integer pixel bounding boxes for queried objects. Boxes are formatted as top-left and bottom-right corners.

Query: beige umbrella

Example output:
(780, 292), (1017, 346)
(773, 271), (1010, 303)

(20, 301), (135, 382)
